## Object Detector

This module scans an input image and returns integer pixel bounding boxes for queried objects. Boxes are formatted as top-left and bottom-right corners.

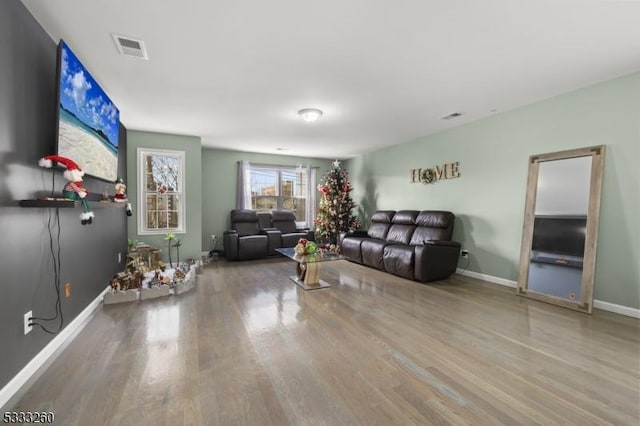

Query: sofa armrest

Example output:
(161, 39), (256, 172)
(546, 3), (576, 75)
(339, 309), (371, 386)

(423, 240), (462, 249)
(295, 227), (315, 241)
(340, 229), (369, 246)
(414, 241), (461, 282)
(263, 229), (282, 255)
(223, 230), (239, 260)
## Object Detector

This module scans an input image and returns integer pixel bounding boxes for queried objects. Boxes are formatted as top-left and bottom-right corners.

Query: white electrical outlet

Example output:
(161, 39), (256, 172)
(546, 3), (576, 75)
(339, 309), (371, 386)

(24, 311), (33, 335)
(118, 252), (122, 263)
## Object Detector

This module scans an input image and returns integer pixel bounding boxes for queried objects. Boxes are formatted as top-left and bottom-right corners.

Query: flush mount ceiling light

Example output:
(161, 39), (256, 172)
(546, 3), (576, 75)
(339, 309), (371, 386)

(298, 108), (323, 123)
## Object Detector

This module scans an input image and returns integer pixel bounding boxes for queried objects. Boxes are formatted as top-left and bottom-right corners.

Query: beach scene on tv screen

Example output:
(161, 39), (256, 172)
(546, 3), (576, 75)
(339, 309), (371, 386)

(58, 41), (119, 182)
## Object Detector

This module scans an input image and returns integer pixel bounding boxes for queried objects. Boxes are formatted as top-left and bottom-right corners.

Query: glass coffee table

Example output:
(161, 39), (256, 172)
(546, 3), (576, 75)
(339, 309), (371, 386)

(276, 247), (344, 290)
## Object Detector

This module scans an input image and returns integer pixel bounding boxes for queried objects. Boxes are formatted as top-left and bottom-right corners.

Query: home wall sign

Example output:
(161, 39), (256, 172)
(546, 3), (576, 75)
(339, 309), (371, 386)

(410, 162), (460, 184)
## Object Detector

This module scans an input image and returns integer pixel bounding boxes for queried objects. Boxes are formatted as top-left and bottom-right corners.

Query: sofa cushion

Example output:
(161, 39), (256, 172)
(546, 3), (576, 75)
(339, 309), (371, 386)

(237, 235), (269, 260)
(234, 222), (259, 237)
(371, 210), (395, 223)
(386, 225), (415, 245)
(257, 212), (273, 230)
(361, 239), (386, 270)
(367, 210), (395, 239)
(391, 210), (419, 225)
(368, 223), (389, 240)
(383, 210), (418, 244)
(271, 211), (298, 234)
(410, 211), (455, 245)
(231, 209), (262, 237)
(383, 244), (415, 280)
(415, 210), (454, 229)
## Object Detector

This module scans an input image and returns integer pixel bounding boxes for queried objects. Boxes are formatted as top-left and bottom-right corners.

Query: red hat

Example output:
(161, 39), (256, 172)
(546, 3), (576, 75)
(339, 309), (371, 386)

(39, 155), (85, 181)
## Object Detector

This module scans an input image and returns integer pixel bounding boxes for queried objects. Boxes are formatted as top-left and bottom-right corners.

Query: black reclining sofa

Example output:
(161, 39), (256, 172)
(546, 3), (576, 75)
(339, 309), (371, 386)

(224, 209), (315, 260)
(341, 210), (461, 282)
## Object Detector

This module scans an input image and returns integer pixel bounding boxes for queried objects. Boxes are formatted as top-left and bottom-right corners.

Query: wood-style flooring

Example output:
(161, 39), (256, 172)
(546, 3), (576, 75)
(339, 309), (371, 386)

(10, 258), (640, 425)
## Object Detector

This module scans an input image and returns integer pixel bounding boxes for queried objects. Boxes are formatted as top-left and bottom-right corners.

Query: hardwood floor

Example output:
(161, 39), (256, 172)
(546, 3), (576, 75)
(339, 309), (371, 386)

(11, 258), (640, 425)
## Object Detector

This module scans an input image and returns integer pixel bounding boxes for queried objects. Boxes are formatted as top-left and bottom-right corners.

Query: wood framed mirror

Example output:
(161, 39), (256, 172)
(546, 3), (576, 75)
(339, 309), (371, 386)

(517, 145), (605, 313)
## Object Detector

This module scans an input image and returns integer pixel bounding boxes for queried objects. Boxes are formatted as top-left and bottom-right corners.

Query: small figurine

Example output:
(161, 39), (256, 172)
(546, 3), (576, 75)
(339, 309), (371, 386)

(39, 155), (95, 225)
(174, 269), (186, 282)
(110, 275), (121, 292)
(113, 177), (133, 216)
(132, 271), (143, 289)
(114, 177), (128, 202)
(150, 270), (161, 288)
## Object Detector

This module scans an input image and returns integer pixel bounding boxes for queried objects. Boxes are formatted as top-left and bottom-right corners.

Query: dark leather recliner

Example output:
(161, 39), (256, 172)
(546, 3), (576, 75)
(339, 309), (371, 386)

(257, 211), (315, 254)
(341, 210), (461, 282)
(271, 211), (314, 247)
(223, 210), (270, 260)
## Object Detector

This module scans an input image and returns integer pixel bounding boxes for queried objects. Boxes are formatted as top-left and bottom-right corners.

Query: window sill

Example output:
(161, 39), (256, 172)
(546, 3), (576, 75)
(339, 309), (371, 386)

(137, 229), (186, 236)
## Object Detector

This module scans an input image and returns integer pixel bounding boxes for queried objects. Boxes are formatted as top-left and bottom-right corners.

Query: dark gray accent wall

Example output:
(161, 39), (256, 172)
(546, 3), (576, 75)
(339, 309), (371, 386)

(0, 0), (128, 393)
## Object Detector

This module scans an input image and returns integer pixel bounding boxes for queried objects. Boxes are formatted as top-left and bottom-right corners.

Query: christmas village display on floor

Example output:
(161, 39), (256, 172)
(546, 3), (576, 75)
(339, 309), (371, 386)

(104, 235), (199, 305)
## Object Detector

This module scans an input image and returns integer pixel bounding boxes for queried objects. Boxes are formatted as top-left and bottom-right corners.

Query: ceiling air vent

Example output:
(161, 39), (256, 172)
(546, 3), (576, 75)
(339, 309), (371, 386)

(112, 34), (148, 60)
(441, 112), (463, 120)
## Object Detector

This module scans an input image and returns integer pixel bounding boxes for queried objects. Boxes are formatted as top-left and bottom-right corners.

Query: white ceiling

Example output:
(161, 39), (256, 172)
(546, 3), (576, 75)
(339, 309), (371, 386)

(21, 0), (640, 159)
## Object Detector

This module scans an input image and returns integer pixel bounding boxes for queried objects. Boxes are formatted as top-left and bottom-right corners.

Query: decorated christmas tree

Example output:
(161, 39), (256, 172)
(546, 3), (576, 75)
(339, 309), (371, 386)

(314, 160), (361, 246)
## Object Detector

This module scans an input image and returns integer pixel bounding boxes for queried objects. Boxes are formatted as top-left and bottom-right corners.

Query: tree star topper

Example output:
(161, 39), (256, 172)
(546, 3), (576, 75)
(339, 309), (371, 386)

(332, 159), (341, 169)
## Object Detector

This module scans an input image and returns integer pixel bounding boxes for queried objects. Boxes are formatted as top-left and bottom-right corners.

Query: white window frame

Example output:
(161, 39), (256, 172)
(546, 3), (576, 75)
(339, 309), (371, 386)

(137, 148), (186, 235)
(248, 164), (315, 228)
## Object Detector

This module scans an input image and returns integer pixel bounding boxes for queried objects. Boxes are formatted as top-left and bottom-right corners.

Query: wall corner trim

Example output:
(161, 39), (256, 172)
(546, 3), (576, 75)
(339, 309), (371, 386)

(455, 269), (640, 319)
(0, 286), (110, 410)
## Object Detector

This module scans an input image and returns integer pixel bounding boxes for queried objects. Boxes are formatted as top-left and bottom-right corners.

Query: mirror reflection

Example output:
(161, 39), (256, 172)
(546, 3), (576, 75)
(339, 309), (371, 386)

(528, 156), (591, 301)
(518, 146), (605, 313)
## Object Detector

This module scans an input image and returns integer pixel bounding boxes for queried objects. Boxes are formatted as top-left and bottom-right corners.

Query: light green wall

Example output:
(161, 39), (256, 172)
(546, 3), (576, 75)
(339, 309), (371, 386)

(346, 72), (640, 309)
(126, 130), (203, 261)
(201, 148), (333, 251)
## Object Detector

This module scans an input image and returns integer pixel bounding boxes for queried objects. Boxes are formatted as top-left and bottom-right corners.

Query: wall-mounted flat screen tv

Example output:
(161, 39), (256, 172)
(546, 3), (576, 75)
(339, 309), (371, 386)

(56, 40), (119, 182)
(531, 216), (587, 258)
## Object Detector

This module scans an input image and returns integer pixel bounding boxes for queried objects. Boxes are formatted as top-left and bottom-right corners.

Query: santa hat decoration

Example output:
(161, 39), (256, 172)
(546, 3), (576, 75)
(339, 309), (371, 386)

(39, 155), (85, 182)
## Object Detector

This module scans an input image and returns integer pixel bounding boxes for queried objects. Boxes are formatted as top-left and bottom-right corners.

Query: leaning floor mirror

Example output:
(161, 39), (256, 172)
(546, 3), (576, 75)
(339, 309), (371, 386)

(517, 146), (605, 313)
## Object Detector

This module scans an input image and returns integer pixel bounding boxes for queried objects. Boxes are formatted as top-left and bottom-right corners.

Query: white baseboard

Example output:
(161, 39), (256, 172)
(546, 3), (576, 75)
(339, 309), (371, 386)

(456, 268), (517, 288)
(0, 286), (109, 410)
(592, 300), (640, 319)
(456, 269), (640, 319)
